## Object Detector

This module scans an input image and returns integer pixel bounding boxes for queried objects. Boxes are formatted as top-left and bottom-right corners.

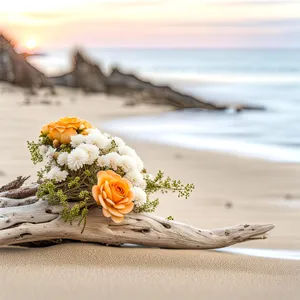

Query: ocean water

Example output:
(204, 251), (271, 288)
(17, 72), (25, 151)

(30, 49), (300, 162)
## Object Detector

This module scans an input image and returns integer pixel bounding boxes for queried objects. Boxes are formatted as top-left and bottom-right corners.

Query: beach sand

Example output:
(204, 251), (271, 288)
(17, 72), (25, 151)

(0, 83), (300, 299)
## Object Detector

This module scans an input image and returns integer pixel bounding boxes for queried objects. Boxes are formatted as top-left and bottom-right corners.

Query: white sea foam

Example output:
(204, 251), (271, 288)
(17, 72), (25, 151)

(103, 110), (300, 163)
(217, 248), (300, 260)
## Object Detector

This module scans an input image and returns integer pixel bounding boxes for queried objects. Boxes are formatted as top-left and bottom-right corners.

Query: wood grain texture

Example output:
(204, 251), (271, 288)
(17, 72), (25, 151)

(0, 179), (275, 248)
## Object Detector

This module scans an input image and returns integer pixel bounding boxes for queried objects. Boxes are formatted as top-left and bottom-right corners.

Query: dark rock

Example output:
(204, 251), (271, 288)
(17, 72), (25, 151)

(107, 68), (222, 110)
(0, 33), (53, 90)
(44, 44), (266, 111)
(233, 104), (265, 112)
(49, 50), (107, 93)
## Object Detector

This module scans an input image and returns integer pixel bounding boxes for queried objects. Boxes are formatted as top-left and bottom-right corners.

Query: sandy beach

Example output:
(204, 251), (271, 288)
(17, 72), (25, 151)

(0, 83), (300, 299)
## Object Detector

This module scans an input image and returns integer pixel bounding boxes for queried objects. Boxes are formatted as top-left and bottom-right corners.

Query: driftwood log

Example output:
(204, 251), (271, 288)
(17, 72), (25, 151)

(0, 177), (275, 248)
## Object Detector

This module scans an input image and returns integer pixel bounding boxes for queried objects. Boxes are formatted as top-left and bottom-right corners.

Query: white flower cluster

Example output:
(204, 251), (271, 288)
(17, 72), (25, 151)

(39, 128), (148, 206)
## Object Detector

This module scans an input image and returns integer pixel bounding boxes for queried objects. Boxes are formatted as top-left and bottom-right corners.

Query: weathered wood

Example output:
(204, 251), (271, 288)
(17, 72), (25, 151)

(0, 176), (30, 193)
(0, 179), (275, 249)
(0, 182), (38, 199)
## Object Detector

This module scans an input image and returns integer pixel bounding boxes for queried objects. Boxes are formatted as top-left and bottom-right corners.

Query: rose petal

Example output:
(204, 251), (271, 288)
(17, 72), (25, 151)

(97, 171), (113, 186)
(126, 190), (135, 202)
(106, 198), (115, 206)
(92, 186), (100, 204)
(102, 208), (111, 218)
(117, 197), (131, 205)
(104, 180), (113, 200)
(102, 190), (107, 200)
(50, 128), (61, 141)
(111, 215), (124, 223)
(98, 195), (108, 210)
(106, 170), (122, 180)
(118, 202), (134, 215)
(114, 204), (126, 209)
(60, 128), (77, 144)
(108, 207), (124, 217)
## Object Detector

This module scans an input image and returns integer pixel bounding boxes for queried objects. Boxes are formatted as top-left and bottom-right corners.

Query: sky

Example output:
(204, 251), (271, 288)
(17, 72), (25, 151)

(1, 0), (300, 49)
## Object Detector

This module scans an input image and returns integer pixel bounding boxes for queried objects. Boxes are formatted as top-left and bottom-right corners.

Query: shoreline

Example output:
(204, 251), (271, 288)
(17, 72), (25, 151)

(102, 111), (300, 164)
(1, 84), (300, 299)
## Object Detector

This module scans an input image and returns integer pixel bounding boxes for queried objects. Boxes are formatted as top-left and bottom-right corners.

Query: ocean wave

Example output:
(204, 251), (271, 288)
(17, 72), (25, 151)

(103, 114), (300, 163)
(141, 71), (300, 85)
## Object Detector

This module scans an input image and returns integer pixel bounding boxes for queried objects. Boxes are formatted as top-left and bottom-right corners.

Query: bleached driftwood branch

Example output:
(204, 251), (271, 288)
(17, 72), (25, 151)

(0, 178), (275, 249)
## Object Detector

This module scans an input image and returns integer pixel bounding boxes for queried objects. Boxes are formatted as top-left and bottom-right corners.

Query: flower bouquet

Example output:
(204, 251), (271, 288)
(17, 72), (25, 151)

(28, 117), (194, 228)
(0, 117), (274, 249)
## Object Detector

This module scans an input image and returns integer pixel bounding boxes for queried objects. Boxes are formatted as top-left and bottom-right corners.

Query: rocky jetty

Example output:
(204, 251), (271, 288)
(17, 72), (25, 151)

(1, 32), (265, 111)
(51, 51), (264, 111)
(49, 51), (107, 93)
(0, 34), (50, 90)
(107, 68), (223, 110)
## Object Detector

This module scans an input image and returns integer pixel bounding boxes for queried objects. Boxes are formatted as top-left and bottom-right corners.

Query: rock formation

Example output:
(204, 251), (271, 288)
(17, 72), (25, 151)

(106, 68), (223, 109)
(48, 48), (265, 111)
(0, 34), (51, 90)
(0, 32), (264, 111)
(49, 50), (107, 93)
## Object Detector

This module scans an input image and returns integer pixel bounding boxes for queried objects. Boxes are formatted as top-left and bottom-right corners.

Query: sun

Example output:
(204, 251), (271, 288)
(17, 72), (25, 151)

(25, 39), (37, 50)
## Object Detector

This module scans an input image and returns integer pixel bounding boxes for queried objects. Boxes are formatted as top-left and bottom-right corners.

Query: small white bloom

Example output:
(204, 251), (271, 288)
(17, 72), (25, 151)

(55, 170), (68, 183)
(87, 128), (101, 135)
(103, 152), (122, 171)
(118, 155), (137, 173)
(118, 145), (137, 158)
(45, 146), (56, 162)
(136, 156), (144, 172)
(86, 132), (111, 150)
(78, 143), (99, 165)
(113, 137), (125, 148)
(70, 134), (86, 148)
(67, 148), (89, 171)
(45, 166), (60, 180)
(104, 132), (111, 138)
(39, 145), (48, 156)
(125, 170), (146, 188)
(57, 152), (69, 166)
(133, 187), (147, 206)
(97, 155), (110, 168)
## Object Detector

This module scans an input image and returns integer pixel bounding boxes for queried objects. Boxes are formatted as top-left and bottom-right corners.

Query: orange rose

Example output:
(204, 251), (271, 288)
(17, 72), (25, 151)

(41, 124), (50, 135)
(41, 117), (93, 145)
(81, 120), (93, 131)
(92, 170), (134, 223)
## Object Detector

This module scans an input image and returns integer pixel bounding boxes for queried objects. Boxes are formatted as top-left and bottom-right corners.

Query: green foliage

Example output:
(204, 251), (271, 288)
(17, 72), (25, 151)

(166, 216), (174, 221)
(27, 141), (43, 164)
(60, 144), (72, 153)
(39, 135), (52, 146)
(134, 197), (159, 213)
(36, 166), (97, 231)
(145, 170), (194, 199)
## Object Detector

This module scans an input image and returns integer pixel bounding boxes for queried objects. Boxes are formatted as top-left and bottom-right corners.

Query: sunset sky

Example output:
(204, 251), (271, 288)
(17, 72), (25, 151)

(1, 0), (300, 49)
